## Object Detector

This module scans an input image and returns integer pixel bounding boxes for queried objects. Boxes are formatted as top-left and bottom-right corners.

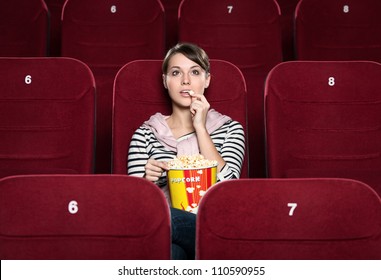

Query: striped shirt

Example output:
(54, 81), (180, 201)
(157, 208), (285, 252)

(127, 119), (245, 201)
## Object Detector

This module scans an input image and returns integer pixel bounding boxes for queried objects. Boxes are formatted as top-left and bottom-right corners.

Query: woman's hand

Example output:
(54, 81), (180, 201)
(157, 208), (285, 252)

(144, 159), (168, 183)
(189, 92), (210, 131)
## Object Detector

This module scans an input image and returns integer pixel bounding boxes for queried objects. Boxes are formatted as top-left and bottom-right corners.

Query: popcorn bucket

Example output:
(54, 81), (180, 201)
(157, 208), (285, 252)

(167, 165), (217, 213)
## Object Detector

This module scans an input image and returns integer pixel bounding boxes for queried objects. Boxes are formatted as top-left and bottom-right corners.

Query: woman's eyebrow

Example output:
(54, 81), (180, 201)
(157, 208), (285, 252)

(169, 65), (201, 70)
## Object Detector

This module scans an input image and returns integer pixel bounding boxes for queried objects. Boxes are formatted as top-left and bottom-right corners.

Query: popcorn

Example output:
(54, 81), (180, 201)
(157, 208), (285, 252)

(167, 154), (217, 169)
(167, 154), (218, 213)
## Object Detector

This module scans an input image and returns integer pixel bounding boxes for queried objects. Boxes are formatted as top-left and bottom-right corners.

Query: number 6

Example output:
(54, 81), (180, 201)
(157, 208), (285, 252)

(287, 203), (297, 216)
(68, 200), (78, 214)
(25, 75), (32, 84)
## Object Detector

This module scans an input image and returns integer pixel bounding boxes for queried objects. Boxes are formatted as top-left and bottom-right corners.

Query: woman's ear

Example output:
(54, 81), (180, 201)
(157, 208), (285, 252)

(205, 73), (211, 88)
(162, 74), (168, 89)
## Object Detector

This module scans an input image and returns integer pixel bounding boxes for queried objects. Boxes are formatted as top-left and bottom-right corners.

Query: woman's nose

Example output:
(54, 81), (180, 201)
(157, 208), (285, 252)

(181, 74), (190, 85)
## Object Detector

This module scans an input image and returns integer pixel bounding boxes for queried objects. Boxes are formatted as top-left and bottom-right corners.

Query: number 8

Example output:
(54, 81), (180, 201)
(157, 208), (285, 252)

(328, 77), (335, 86)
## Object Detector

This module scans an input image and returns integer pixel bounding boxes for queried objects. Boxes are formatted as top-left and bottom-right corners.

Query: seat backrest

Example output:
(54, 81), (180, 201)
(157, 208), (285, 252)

(0, 174), (171, 260)
(0, 0), (49, 56)
(61, 0), (165, 173)
(179, 0), (282, 177)
(265, 61), (381, 197)
(196, 178), (381, 259)
(0, 57), (95, 178)
(112, 59), (248, 178)
(295, 0), (381, 62)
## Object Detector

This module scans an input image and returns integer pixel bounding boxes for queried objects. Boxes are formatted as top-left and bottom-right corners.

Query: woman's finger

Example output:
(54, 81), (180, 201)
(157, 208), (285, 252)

(189, 92), (205, 101)
(146, 163), (163, 173)
(144, 159), (168, 182)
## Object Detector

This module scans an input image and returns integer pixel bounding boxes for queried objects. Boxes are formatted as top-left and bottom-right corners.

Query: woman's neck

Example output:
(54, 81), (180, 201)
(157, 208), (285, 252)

(166, 108), (194, 138)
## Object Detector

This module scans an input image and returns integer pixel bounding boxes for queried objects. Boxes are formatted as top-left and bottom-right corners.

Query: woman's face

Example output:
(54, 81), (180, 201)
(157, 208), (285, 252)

(163, 53), (210, 108)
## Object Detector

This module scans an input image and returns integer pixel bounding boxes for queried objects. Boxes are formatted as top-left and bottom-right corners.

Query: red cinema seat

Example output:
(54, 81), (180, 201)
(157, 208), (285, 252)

(179, 0), (283, 178)
(295, 0), (381, 62)
(0, 174), (171, 259)
(112, 59), (248, 178)
(0, 0), (49, 56)
(44, 0), (66, 56)
(0, 57), (95, 178)
(265, 61), (381, 197)
(61, 0), (165, 173)
(196, 178), (381, 259)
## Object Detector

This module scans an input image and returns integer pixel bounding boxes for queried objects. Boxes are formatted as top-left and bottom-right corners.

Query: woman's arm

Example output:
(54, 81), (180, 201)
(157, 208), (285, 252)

(127, 127), (173, 185)
(127, 128), (149, 177)
(189, 92), (245, 179)
(211, 121), (246, 181)
(190, 93), (226, 172)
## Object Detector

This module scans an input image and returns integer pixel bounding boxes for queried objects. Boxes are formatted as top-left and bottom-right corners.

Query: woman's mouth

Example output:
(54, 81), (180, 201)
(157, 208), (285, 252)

(180, 90), (194, 97)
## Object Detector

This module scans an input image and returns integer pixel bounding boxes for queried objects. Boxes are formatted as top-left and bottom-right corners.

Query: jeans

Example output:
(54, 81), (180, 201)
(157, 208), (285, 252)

(170, 207), (196, 260)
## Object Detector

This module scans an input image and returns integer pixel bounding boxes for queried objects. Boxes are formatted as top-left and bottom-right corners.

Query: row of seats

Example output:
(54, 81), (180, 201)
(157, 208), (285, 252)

(1, 58), (381, 198)
(0, 57), (248, 176)
(177, 0), (381, 179)
(3, 0), (381, 177)
(5, 0), (381, 62)
(1, 0), (277, 176)
(0, 175), (380, 259)
(1, 0), (380, 261)
(0, 0), (297, 58)
(0, 0), (282, 176)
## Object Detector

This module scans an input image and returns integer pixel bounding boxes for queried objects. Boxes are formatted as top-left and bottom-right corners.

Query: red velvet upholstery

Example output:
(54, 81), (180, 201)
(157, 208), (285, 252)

(112, 59), (248, 177)
(0, 174), (171, 260)
(44, 0), (66, 56)
(276, 0), (299, 61)
(61, 0), (165, 173)
(160, 0), (182, 50)
(0, 0), (49, 56)
(0, 57), (95, 178)
(179, 0), (282, 178)
(295, 0), (381, 62)
(196, 178), (381, 259)
(265, 61), (381, 197)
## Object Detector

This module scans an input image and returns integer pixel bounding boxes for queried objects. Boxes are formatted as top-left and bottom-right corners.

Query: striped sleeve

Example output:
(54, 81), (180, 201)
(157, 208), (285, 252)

(127, 127), (150, 177)
(127, 126), (176, 185)
(211, 120), (246, 181)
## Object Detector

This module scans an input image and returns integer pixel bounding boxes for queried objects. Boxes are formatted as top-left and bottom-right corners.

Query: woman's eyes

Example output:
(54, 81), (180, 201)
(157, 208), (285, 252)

(191, 69), (200, 75)
(169, 69), (201, 77)
(170, 70), (180, 76)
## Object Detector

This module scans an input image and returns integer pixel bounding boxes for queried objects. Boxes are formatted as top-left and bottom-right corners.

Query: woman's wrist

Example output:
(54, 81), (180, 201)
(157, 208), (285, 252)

(194, 124), (208, 135)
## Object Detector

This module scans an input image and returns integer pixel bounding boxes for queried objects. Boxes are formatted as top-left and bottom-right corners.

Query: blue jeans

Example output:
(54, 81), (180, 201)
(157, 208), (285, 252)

(170, 207), (196, 260)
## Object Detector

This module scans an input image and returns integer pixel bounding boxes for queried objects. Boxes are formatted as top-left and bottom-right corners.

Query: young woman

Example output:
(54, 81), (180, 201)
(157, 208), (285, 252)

(127, 43), (245, 259)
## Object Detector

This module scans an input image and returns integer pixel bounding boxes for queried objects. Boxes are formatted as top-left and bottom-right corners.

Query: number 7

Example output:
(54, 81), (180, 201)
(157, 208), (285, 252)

(287, 203), (297, 216)
(227, 5), (233, 13)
